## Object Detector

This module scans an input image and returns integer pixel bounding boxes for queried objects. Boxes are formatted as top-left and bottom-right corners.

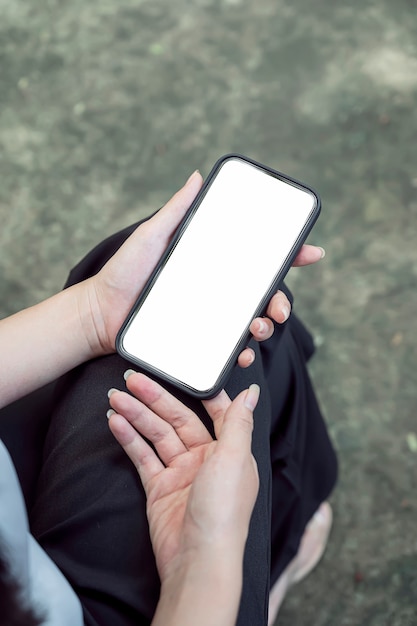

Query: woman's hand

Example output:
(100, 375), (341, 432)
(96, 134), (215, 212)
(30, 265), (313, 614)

(0, 170), (323, 409)
(85, 171), (324, 360)
(108, 371), (260, 584)
(108, 370), (262, 625)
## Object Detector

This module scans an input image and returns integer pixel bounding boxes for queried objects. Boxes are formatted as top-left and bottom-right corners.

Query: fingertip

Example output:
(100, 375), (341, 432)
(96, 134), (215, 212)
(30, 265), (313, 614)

(244, 384), (260, 412)
(203, 388), (231, 417)
(278, 303), (291, 324)
(254, 318), (268, 334)
(124, 369), (137, 382)
(183, 169), (204, 194)
(293, 244), (325, 266)
(251, 317), (273, 340)
(237, 347), (255, 369)
(185, 169), (201, 185)
(156, 170), (204, 229)
(107, 412), (134, 447)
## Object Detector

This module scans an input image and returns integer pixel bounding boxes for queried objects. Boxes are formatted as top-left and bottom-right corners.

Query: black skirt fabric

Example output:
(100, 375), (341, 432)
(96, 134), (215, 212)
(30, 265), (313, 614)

(0, 220), (337, 626)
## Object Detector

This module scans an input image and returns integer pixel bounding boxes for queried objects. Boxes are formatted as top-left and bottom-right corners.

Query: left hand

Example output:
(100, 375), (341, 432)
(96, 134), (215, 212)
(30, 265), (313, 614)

(85, 171), (324, 362)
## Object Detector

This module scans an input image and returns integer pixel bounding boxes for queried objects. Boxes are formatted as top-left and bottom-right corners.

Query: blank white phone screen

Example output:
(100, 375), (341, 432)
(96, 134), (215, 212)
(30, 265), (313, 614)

(121, 158), (316, 394)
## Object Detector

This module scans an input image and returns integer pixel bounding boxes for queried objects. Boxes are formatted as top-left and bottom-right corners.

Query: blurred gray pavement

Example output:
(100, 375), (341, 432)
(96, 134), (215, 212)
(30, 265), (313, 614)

(1, 1), (417, 624)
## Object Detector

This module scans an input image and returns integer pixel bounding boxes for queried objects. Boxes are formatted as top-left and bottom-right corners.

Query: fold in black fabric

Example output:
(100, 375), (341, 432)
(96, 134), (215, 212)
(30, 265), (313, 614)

(1, 217), (337, 626)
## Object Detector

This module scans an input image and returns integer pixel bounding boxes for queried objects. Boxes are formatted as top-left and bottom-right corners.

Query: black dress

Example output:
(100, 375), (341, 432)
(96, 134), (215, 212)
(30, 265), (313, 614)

(0, 220), (337, 626)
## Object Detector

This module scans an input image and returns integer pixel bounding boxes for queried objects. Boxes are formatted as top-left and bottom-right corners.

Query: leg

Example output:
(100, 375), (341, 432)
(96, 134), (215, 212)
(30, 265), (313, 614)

(28, 222), (275, 625)
(268, 502), (333, 624)
(28, 222), (337, 626)
(30, 345), (274, 626)
(260, 314), (338, 622)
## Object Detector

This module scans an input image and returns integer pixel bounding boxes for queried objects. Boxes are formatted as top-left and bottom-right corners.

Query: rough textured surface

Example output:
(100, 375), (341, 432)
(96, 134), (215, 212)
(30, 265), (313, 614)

(1, 1), (417, 624)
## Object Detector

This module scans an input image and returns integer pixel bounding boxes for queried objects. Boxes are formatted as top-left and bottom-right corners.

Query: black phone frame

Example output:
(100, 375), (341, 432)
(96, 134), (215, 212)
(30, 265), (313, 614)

(116, 153), (321, 398)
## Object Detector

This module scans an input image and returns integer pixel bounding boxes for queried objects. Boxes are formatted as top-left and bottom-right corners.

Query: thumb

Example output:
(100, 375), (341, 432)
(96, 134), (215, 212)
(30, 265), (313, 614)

(150, 169), (204, 236)
(217, 384), (260, 452)
(104, 170), (204, 283)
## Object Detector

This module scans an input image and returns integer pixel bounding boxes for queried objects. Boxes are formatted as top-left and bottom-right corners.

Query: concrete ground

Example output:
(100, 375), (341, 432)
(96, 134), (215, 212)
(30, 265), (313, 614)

(1, 1), (417, 624)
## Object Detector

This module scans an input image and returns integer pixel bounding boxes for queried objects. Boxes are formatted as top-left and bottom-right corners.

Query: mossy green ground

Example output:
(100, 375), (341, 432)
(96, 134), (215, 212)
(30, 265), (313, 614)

(1, 1), (417, 624)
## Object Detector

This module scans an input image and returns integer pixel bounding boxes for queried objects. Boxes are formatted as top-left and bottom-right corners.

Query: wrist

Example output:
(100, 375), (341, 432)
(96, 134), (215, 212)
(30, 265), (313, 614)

(0, 285), (104, 407)
(72, 279), (110, 360)
(153, 545), (244, 626)
(68, 279), (106, 361)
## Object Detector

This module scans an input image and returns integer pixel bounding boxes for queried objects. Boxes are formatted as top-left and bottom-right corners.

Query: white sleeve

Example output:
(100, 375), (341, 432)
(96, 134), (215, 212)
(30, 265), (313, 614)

(0, 441), (83, 625)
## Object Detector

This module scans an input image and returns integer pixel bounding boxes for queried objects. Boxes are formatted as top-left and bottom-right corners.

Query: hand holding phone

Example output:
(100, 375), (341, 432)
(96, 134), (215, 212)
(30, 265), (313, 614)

(117, 155), (321, 398)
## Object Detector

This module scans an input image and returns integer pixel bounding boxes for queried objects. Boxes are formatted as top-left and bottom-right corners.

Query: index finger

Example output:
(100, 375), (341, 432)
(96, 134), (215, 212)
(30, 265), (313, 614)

(124, 371), (213, 448)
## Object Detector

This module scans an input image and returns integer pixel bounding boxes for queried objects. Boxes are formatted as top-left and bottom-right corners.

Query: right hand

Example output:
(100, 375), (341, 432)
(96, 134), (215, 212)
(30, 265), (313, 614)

(107, 371), (260, 584)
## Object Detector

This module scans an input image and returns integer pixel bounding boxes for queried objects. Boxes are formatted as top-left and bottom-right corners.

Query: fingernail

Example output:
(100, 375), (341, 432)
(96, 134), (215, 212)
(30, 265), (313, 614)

(107, 388), (118, 398)
(281, 305), (291, 322)
(106, 409), (115, 420)
(257, 319), (268, 334)
(186, 169), (200, 185)
(318, 246), (326, 259)
(244, 384), (260, 411)
(123, 369), (137, 381)
(246, 348), (255, 365)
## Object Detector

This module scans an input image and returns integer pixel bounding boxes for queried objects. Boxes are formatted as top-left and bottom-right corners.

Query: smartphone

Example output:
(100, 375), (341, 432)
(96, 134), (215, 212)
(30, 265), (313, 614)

(116, 154), (320, 399)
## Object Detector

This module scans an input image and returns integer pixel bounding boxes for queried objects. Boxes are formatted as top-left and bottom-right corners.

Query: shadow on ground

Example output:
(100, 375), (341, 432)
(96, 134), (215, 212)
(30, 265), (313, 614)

(1, 1), (416, 624)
